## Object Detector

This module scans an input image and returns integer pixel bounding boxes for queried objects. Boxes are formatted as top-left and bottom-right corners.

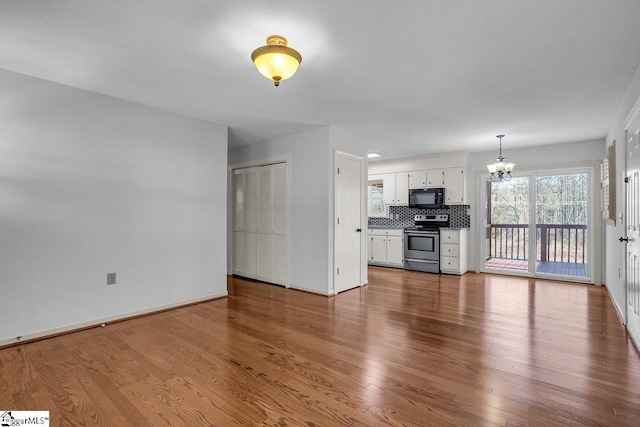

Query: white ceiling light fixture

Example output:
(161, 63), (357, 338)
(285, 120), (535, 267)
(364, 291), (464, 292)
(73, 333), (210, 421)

(251, 35), (302, 87)
(487, 134), (515, 181)
(367, 152), (381, 158)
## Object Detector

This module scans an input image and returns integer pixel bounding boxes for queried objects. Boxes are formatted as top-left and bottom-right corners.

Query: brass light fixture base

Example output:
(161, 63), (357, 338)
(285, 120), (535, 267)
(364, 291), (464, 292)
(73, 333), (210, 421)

(251, 35), (302, 87)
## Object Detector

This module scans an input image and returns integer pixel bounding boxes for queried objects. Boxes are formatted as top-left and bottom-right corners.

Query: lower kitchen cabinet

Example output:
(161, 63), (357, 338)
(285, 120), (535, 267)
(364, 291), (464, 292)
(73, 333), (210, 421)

(440, 229), (468, 275)
(369, 229), (404, 267)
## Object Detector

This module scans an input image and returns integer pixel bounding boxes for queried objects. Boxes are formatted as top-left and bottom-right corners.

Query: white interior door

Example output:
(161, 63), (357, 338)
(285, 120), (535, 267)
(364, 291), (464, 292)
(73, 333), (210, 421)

(625, 109), (640, 347)
(335, 152), (363, 294)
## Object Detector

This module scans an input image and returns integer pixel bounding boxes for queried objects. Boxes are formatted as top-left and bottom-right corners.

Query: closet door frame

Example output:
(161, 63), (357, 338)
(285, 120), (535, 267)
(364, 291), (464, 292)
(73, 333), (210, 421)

(228, 155), (291, 287)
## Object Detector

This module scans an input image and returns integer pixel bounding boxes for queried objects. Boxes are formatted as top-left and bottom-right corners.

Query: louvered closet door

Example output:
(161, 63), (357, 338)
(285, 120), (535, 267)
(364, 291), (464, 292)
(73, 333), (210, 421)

(257, 166), (274, 282)
(243, 168), (259, 279)
(271, 163), (287, 285)
(231, 162), (288, 285)
(232, 170), (245, 274)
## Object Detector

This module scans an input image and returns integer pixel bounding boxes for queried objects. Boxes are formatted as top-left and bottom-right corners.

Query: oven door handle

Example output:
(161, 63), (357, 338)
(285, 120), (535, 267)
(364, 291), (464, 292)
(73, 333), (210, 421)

(404, 258), (438, 264)
(405, 233), (438, 237)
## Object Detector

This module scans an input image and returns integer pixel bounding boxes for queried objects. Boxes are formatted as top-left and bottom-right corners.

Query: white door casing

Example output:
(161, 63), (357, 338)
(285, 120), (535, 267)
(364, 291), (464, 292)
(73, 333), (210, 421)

(334, 151), (363, 294)
(624, 104), (640, 348)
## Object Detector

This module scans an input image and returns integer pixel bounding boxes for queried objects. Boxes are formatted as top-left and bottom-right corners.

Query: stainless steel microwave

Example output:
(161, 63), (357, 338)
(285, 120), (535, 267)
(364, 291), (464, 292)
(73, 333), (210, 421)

(408, 187), (445, 209)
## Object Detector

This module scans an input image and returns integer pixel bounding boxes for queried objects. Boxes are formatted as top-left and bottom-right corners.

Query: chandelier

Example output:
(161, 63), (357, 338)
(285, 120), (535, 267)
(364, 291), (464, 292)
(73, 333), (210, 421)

(487, 134), (515, 181)
(251, 35), (302, 87)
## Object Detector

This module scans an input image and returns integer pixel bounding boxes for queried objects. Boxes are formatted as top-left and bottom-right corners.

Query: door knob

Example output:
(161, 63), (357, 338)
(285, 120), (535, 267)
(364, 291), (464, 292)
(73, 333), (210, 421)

(356, 228), (362, 232)
(619, 236), (629, 242)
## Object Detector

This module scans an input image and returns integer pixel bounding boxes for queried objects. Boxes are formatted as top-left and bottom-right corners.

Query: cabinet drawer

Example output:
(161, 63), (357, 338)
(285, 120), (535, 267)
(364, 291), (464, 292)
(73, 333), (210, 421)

(441, 256), (460, 271)
(372, 229), (403, 236)
(440, 230), (460, 244)
(441, 243), (459, 257)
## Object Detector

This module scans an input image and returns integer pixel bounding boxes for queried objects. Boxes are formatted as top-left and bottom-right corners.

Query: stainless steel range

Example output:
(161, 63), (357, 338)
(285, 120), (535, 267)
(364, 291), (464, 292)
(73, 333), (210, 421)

(404, 214), (449, 273)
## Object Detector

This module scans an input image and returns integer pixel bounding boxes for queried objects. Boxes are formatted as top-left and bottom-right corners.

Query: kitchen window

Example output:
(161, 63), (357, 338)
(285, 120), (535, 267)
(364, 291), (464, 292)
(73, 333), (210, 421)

(368, 180), (387, 217)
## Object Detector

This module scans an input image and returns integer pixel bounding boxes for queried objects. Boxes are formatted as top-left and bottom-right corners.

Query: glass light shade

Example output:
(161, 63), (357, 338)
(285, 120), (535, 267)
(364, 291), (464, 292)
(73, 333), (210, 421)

(495, 161), (505, 172)
(487, 164), (497, 173)
(504, 163), (515, 173)
(251, 36), (302, 86)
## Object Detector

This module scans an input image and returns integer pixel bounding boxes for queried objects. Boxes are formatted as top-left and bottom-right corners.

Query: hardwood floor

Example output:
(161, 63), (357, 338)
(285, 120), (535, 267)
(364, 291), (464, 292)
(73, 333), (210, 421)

(1, 267), (639, 426)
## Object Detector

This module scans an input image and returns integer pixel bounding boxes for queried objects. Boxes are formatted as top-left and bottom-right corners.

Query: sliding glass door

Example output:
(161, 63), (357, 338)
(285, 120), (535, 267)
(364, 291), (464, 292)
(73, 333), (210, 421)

(481, 168), (592, 282)
(484, 177), (531, 273)
(535, 173), (589, 278)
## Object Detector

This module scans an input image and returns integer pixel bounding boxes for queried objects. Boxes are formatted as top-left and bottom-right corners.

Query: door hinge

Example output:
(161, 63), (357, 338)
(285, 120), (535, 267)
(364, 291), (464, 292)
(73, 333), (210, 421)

(337, 217), (340, 224)
(625, 177), (630, 183)
(337, 167), (340, 175)
(337, 267), (340, 275)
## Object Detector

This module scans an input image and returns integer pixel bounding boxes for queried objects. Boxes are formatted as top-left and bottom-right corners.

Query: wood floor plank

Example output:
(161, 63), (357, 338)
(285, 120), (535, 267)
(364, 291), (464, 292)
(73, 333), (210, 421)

(1, 268), (640, 426)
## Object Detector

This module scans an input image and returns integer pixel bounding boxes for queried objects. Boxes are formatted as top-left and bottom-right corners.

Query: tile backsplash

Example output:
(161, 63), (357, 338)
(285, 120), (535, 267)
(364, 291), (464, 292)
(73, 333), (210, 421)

(369, 205), (470, 228)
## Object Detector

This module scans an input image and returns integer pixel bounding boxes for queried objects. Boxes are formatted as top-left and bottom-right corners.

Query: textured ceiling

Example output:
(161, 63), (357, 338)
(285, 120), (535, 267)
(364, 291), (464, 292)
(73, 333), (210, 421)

(1, 0), (640, 160)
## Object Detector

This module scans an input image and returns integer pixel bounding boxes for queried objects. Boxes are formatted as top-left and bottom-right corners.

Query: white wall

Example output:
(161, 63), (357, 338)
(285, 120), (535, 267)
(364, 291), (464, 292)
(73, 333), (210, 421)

(467, 139), (605, 272)
(605, 64), (640, 321)
(228, 127), (332, 295)
(368, 151), (470, 175)
(0, 69), (229, 345)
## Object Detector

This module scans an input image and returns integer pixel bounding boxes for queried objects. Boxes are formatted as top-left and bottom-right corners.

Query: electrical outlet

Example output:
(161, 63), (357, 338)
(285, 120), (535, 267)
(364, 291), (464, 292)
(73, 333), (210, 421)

(107, 272), (116, 285)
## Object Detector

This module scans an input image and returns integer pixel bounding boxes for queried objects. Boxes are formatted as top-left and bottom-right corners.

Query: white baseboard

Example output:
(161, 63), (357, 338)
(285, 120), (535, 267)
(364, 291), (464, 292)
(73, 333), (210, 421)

(288, 285), (331, 296)
(0, 292), (228, 347)
(604, 284), (626, 325)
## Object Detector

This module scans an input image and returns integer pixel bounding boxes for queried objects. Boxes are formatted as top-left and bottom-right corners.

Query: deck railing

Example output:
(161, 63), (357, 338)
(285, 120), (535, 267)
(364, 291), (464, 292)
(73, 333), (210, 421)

(488, 224), (587, 263)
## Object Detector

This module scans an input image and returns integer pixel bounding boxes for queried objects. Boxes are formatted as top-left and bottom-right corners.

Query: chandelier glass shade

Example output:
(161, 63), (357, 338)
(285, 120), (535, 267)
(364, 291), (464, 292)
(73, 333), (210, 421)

(251, 35), (302, 87)
(487, 134), (515, 181)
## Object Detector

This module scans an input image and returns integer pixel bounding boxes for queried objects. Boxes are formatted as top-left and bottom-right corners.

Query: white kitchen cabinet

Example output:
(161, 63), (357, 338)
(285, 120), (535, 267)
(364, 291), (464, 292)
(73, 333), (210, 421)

(427, 169), (445, 187)
(382, 174), (396, 205)
(386, 235), (404, 265)
(383, 173), (409, 205)
(371, 234), (388, 263)
(440, 229), (468, 275)
(369, 229), (404, 267)
(444, 167), (466, 205)
(396, 174), (409, 204)
(409, 170), (427, 189)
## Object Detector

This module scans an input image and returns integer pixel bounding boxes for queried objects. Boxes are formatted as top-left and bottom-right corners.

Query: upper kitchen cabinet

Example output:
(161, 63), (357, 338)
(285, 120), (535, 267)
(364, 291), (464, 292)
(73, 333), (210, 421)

(427, 169), (445, 187)
(383, 173), (409, 205)
(409, 171), (427, 189)
(368, 151), (470, 208)
(444, 167), (466, 205)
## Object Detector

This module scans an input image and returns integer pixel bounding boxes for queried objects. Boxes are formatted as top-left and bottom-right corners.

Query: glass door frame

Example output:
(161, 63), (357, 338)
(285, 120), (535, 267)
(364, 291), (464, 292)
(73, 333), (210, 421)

(477, 163), (599, 284)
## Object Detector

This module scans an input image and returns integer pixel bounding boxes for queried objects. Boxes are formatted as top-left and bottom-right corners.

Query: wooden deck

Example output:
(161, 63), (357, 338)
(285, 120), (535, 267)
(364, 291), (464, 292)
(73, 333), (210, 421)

(486, 257), (588, 278)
